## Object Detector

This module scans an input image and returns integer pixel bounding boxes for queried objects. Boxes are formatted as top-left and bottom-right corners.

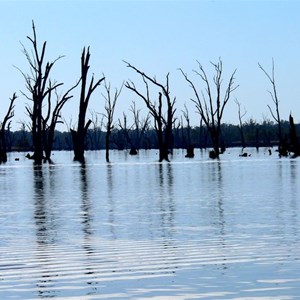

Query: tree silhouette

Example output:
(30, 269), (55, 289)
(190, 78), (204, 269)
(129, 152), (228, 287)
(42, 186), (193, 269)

(43, 85), (79, 162)
(71, 47), (105, 163)
(182, 104), (194, 157)
(129, 101), (150, 153)
(289, 114), (299, 157)
(102, 80), (122, 162)
(235, 98), (247, 149)
(125, 62), (176, 162)
(19, 21), (76, 164)
(118, 102), (151, 154)
(0, 93), (17, 162)
(258, 59), (286, 156)
(180, 59), (238, 158)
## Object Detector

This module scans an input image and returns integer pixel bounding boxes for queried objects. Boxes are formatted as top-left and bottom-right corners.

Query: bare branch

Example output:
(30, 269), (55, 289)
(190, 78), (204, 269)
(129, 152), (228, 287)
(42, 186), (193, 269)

(125, 61), (176, 161)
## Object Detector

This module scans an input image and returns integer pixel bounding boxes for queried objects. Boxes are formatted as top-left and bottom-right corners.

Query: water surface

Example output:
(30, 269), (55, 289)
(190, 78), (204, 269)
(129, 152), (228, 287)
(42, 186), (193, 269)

(0, 148), (299, 299)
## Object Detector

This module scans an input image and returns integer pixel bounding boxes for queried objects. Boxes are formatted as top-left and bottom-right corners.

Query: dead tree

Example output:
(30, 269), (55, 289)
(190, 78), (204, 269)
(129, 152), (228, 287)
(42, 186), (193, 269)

(132, 103), (151, 152)
(180, 59), (238, 158)
(43, 84), (79, 162)
(126, 102), (151, 154)
(182, 104), (194, 158)
(199, 118), (208, 150)
(235, 98), (247, 149)
(19, 21), (64, 164)
(258, 59), (286, 155)
(88, 110), (104, 150)
(71, 47), (105, 162)
(182, 104), (191, 143)
(102, 80), (122, 162)
(124, 61), (176, 162)
(289, 114), (299, 157)
(117, 113), (131, 149)
(0, 93), (17, 163)
(118, 103), (151, 155)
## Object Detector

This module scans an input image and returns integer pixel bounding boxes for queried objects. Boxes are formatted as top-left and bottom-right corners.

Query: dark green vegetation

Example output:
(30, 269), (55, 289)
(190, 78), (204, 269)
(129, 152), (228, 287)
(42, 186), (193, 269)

(4, 119), (300, 153)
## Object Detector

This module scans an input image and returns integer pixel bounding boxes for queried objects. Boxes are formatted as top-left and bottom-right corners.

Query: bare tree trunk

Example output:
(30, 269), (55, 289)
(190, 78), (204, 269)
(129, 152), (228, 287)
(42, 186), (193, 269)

(180, 59), (238, 159)
(72, 47), (105, 163)
(235, 99), (247, 149)
(182, 104), (194, 157)
(289, 114), (299, 157)
(258, 59), (285, 155)
(124, 62), (176, 162)
(128, 101), (150, 154)
(102, 80), (122, 163)
(19, 21), (64, 164)
(0, 93), (17, 163)
(44, 84), (79, 162)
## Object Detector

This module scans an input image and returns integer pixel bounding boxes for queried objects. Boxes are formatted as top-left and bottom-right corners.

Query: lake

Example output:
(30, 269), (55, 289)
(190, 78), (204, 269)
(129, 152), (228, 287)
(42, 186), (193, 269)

(0, 148), (299, 299)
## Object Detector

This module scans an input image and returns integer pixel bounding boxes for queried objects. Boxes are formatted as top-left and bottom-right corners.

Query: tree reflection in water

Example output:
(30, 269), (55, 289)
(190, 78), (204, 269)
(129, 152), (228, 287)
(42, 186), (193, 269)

(157, 163), (175, 240)
(106, 163), (116, 240)
(32, 165), (59, 298)
(79, 163), (99, 291)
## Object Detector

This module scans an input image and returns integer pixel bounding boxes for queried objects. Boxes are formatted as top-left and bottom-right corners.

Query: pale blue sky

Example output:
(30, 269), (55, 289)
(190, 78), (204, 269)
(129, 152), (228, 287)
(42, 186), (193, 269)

(1, 0), (300, 131)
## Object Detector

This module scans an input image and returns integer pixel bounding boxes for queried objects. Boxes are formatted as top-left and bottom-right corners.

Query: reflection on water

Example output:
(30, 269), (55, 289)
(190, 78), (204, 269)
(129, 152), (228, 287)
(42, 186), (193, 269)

(33, 166), (59, 246)
(0, 148), (299, 299)
(80, 163), (93, 236)
(106, 163), (116, 239)
(157, 163), (175, 240)
(33, 166), (59, 298)
(79, 163), (99, 290)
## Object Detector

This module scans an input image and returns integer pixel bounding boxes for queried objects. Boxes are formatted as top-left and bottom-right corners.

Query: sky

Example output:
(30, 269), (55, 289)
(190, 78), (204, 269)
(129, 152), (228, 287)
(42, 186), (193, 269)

(1, 0), (300, 131)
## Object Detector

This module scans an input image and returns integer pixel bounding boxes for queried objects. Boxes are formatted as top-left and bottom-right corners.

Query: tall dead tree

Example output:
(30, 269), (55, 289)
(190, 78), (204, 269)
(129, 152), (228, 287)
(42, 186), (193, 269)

(19, 21), (64, 164)
(88, 111), (104, 150)
(182, 104), (194, 158)
(102, 80), (122, 162)
(118, 102), (150, 154)
(71, 47), (105, 162)
(124, 61), (176, 162)
(258, 59), (285, 155)
(117, 113), (130, 149)
(43, 84), (79, 162)
(235, 98), (247, 149)
(289, 114), (299, 157)
(130, 102), (150, 153)
(180, 59), (238, 158)
(182, 104), (192, 147)
(18, 21), (76, 164)
(0, 93), (17, 163)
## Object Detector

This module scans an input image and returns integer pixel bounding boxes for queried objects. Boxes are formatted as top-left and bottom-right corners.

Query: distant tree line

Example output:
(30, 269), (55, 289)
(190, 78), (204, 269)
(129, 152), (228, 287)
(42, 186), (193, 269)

(4, 119), (298, 154)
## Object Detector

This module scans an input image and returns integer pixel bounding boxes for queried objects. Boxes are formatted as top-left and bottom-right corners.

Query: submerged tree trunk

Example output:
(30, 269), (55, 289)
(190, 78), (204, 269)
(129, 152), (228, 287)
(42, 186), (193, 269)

(235, 99), (247, 149)
(125, 62), (176, 162)
(72, 47), (104, 163)
(44, 84), (79, 163)
(19, 21), (66, 164)
(0, 93), (17, 163)
(289, 114), (299, 157)
(105, 131), (110, 163)
(72, 120), (92, 163)
(103, 80), (122, 163)
(209, 128), (220, 159)
(258, 60), (284, 156)
(180, 59), (238, 159)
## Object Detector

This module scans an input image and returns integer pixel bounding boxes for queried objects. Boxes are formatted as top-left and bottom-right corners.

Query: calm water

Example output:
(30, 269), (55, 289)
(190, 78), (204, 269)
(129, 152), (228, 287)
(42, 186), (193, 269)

(0, 148), (299, 299)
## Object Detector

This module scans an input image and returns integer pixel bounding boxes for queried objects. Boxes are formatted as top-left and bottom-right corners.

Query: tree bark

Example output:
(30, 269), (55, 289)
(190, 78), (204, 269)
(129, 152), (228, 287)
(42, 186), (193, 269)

(124, 62), (176, 162)
(72, 47), (104, 162)
(180, 59), (237, 158)
(0, 93), (17, 163)
(19, 21), (63, 164)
